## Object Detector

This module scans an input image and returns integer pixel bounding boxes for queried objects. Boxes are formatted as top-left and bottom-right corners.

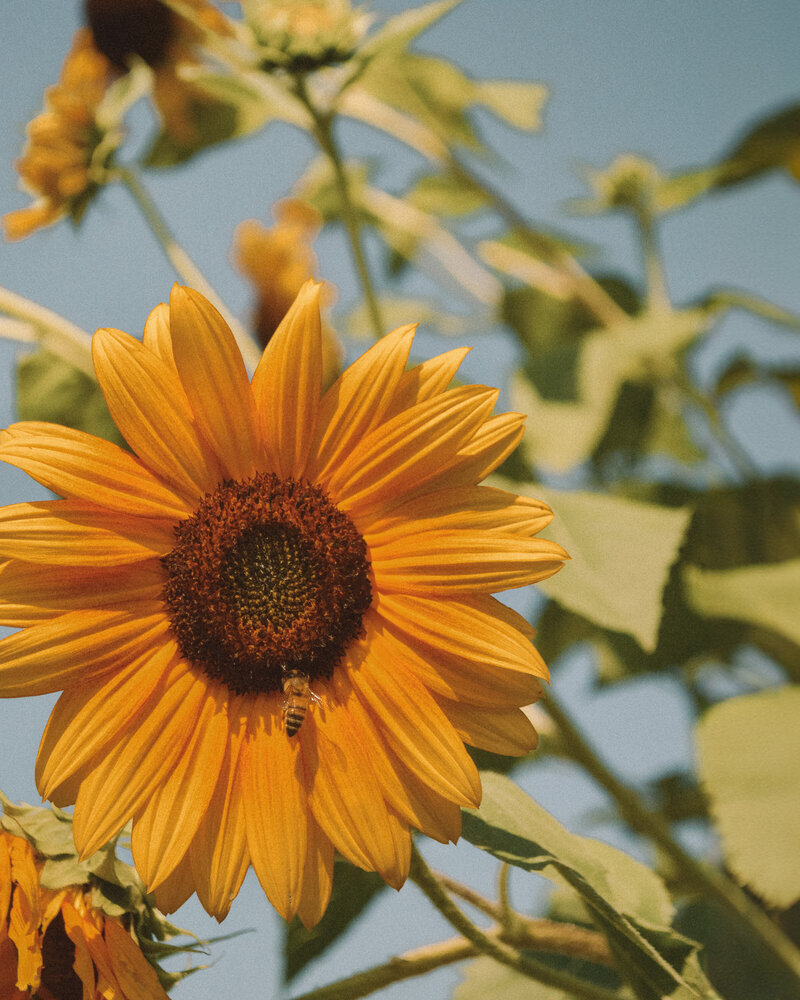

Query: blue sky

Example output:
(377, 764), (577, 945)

(1, 2), (799, 998)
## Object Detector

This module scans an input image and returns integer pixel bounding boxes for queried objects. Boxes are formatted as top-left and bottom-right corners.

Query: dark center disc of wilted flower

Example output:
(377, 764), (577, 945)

(85, 0), (175, 70)
(162, 473), (372, 696)
(39, 910), (83, 1000)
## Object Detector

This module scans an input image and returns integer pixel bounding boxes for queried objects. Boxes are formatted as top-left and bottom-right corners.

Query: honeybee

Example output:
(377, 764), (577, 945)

(281, 667), (320, 737)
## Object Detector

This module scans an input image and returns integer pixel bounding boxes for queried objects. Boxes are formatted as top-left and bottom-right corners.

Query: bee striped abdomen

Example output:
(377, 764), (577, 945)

(282, 669), (312, 737)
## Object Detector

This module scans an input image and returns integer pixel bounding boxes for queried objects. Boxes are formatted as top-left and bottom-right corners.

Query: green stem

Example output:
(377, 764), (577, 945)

(115, 166), (261, 370)
(294, 79), (385, 340)
(0, 286), (94, 376)
(545, 692), (800, 987)
(634, 204), (670, 313)
(409, 843), (622, 1000)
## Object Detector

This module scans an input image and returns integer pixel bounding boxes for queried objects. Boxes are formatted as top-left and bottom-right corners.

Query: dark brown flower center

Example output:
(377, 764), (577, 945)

(162, 473), (372, 696)
(85, 0), (176, 70)
(39, 910), (83, 1000)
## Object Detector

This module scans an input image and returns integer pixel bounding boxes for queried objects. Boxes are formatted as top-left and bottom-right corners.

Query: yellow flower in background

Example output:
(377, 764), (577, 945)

(232, 198), (342, 385)
(3, 30), (115, 242)
(0, 283), (567, 927)
(0, 826), (169, 1000)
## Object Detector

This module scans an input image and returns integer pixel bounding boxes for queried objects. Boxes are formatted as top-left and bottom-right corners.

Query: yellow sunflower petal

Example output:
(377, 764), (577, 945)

(383, 346), (470, 417)
(168, 285), (261, 480)
(418, 411), (526, 493)
(151, 853), (196, 916)
(364, 485), (553, 545)
(37, 639), (178, 802)
(242, 695), (308, 921)
(0, 605), (170, 699)
(0, 500), (174, 566)
(303, 685), (411, 889)
(93, 326), (222, 501)
(327, 386), (499, 517)
(0, 422), (190, 519)
(372, 531), (569, 594)
(295, 817), (335, 930)
(0, 559), (163, 626)
(308, 322), (416, 486)
(72, 665), (206, 857)
(437, 697), (539, 756)
(251, 281), (323, 479)
(141, 301), (173, 364)
(130, 682), (229, 891)
(104, 918), (170, 1000)
(370, 598), (546, 707)
(348, 629), (481, 809)
(62, 903), (110, 998)
(189, 704), (251, 921)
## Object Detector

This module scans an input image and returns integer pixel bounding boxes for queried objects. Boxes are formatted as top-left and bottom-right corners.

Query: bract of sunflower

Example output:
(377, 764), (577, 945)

(0, 281), (567, 927)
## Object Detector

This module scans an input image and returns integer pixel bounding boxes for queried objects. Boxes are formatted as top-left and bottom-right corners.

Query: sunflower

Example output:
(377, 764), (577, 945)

(0, 282), (567, 927)
(0, 825), (170, 1000)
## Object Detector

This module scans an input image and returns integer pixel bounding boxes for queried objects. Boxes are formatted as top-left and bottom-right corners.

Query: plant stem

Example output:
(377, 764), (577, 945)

(294, 79), (385, 340)
(634, 204), (670, 314)
(0, 286), (94, 376)
(115, 166), (261, 370)
(544, 691), (800, 987)
(409, 843), (622, 1000)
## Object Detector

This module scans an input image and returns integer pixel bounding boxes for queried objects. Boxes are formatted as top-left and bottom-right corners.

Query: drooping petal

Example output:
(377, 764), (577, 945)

(371, 598), (547, 707)
(251, 281), (323, 479)
(308, 323), (416, 486)
(0, 422), (191, 519)
(104, 918), (170, 1000)
(168, 285), (261, 480)
(437, 696), (539, 756)
(189, 703), (251, 921)
(372, 531), (569, 594)
(295, 816), (335, 930)
(93, 326), (222, 501)
(72, 665), (208, 857)
(0, 605), (170, 698)
(364, 485), (553, 545)
(151, 852), (196, 915)
(302, 682), (411, 889)
(327, 386), (499, 517)
(0, 500), (174, 566)
(0, 559), (163, 626)
(242, 694), (308, 921)
(37, 638), (179, 802)
(130, 681), (229, 892)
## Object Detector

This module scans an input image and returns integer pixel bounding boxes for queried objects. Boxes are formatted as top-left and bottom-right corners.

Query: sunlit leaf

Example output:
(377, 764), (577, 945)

(455, 957), (576, 1000)
(358, 0), (463, 59)
(697, 686), (800, 909)
(475, 80), (548, 131)
(407, 171), (490, 216)
(699, 287), (800, 331)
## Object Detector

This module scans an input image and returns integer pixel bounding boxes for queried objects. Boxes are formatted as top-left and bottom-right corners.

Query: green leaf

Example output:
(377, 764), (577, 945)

(407, 171), (490, 217)
(283, 859), (386, 981)
(498, 481), (692, 653)
(697, 687), (800, 909)
(463, 774), (716, 1000)
(358, 0), (463, 60)
(16, 350), (125, 447)
(455, 957), (573, 1000)
(684, 559), (800, 648)
(713, 102), (800, 188)
(474, 80), (548, 131)
(699, 287), (800, 331)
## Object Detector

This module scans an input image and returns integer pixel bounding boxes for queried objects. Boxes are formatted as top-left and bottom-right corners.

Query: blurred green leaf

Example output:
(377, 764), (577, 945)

(699, 287), (800, 331)
(407, 171), (490, 216)
(475, 79), (548, 131)
(697, 686), (800, 909)
(358, 0), (463, 59)
(16, 350), (124, 447)
(284, 859), (386, 981)
(455, 957), (576, 1000)
(685, 559), (800, 648)
(499, 481), (692, 653)
(713, 102), (800, 188)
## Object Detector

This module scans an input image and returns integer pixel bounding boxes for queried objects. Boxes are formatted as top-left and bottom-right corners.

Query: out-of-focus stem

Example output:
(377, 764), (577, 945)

(116, 166), (261, 370)
(0, 286), (94, 376)
(545, 692), (800, 988)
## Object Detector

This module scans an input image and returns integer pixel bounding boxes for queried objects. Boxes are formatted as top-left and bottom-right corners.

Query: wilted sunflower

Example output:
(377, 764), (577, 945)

(0, 282), (567, 927)
(0, 820), (171, 999)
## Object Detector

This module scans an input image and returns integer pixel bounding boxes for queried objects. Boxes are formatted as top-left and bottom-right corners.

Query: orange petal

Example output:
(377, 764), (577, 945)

(0, 605), (170, 699)
(295, 816), (335, 930)
(93, 326), (221, 501)
(0, 500), (174, 566)
(0, 559), (163, 626)
(372, 530), (569, 594)
(419, 411), (526, 493)
(373, 595), (548, 706)
(141, 302), (173, 366)
(349, 630), (481, 808)
(251, 281), (323, 479)
(189, 701), (251, 921)
(151, 852), (196, 915)
(242, 694), (308, 921)
(72, 665), (207, 856)
(437, 697), (539, 756)
(302, 683), (411, 889)
(37, 638), (179, 801)
(61, 903), (117, 998)
(382, 346), (471, 418)
(327, 386), (499, 518)
(308, 323), (416, 486)
(131, 682), (229, 891)
(364, 485), (553, 545)
(168, 286), (261, 480)
(104, 918), (170, 1000)
(0, 422), (191, 520)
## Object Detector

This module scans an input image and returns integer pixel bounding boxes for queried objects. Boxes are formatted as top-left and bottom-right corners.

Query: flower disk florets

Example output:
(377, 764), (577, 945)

(162, 472), (372, 695)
